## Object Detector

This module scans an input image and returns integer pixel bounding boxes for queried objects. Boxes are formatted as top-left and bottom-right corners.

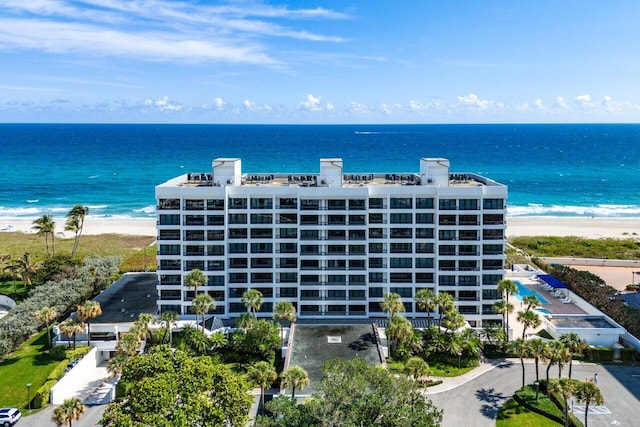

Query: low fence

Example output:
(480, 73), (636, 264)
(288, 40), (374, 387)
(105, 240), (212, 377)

(540, 257), (640, 269)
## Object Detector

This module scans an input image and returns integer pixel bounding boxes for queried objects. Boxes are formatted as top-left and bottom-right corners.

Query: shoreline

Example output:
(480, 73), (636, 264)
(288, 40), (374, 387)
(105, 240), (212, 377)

(1, 216), (639, 239)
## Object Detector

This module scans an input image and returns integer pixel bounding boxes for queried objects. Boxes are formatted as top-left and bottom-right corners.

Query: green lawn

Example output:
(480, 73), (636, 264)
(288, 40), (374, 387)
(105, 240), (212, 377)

(429, 361), (476, 377)
(0, 331), (62, 410)
(0, 280), (27, 301)
(497, 398), (562, 427)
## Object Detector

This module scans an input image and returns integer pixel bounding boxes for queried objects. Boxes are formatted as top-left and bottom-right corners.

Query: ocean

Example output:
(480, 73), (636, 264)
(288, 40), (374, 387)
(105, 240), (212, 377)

(1, 123), (639, 222)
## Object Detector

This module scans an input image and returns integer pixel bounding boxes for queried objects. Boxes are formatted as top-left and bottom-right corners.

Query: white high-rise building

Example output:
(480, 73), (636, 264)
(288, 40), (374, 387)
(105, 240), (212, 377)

(155, 158), (507, 327)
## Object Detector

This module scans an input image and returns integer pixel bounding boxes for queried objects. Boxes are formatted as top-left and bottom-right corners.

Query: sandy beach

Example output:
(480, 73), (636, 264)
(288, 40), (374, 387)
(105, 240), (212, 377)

(1, 215), (638, 239)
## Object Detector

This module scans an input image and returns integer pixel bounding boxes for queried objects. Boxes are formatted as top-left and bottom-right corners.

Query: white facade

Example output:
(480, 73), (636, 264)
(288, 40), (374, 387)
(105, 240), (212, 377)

(155, 158), (507, 327)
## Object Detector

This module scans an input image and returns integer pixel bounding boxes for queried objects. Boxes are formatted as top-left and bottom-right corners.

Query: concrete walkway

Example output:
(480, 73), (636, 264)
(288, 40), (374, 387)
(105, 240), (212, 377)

(425, 358), (508, 394)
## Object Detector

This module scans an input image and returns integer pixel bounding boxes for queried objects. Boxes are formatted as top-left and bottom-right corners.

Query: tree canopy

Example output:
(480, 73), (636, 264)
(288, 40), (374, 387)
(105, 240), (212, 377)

(101, 346), (252, 427)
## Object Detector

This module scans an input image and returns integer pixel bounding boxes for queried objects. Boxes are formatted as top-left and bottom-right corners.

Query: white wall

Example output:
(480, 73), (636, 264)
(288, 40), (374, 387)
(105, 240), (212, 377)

(50, 347), (110, 404)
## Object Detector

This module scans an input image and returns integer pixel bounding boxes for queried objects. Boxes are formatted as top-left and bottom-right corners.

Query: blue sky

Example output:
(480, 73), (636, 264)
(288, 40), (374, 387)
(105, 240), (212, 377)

(2, 0), (640, 123)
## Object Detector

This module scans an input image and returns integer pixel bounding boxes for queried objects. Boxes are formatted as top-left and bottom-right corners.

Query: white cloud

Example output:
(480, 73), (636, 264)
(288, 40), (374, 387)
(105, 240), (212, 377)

(299, 94), (333, 111)
(213, 97), (227, 111)
(456, 93), (490, 109)
(553, 96), (568, 109)
(142, 96), (182, 112)
(534, 98), (544, 109)
(574, 94), (593, 107)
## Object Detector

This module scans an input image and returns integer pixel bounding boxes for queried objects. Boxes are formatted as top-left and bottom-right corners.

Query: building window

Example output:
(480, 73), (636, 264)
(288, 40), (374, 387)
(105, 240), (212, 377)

(279, 213), (297, 224)
(251, 273), (273, 283)
(279, 273), (297, 283)
(369, 287), (383, 297)
(207, 245), (224, 256)
(228, 214), (247, 224)
(390, 273), (412, 283)
(416, 228), (434, 239)
(328, 215), (346, 225)
(349, 275), (366, 285)
(207, 199), (224, 210)
(207, 230), (224, 241)
(229, 243), (247, 254)
(390, 258), (412, 268)
(459, 199), (479, 210)
(416, 213), (434, 224)
(251, 258), (273, 269)
(439, 230), (456, 241)
(208, 276), (224, 286)
(328, 199), (346, 210)
(349, 245), (366, 255)
(415, 258), (434, 268)
(483, 244), (503, 255)
(349, 215), (366, 225)
(369, 272), (384, 283)
(158, 199), (180, 210)
(251, 243), (273, 253)
(439, 199), (457, 210)
(251, 228), (273, 239)
(416, 198), (434, 209)
(483, 229), (504, 240)
(483, 199), (504, 210)
(369, 198), (384, 209)
(279, 198), (297, 209)
(278, 258), (297, 268)
(369, 258), (385, 269)
(416, 273), (434, 283)
(251, 198), (273, 209)
(369, 243), (384, 253)
(184, 230), (204, 241)
(390, 287), (412, 297)
(229, 258), (248, 269)
(390, 198), (412, 209)
(279, 287), (297, 297)
(159, 214), (180, 225)
(229, 198), (247, 209)
(300, 215), (318, 225)
(229, 273), (248, 283)
(184, 199), (205, 210)
(300, 199), (320, 210)
(416, 242), (434, 253)
(207, 215), (224, 226)
(390, 228), (412, 239)
(184, 215), (204, 226)
(229, 228), (248, 239)
(251, 214), (273, 224)
(208, 260), (224, 271)
(369, 213), (384, 224)
(390, 243), (412, 253)
(390, 213), (412, 224)
(279, 242), (297, 254)
(348, 259), (366, 270)
(159, 260), (180, 271)
(348, 199), (366, 210)
(159, 245), (180, 255)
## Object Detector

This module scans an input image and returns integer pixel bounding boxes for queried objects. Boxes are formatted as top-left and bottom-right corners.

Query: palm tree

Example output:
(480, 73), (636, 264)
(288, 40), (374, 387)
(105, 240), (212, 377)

(32, 214), (56, 257)
(415, 288), (436, 324)
(159, 310), (179, 346)
(192, 293), (215, 333)
(210, 331), (227, 350)
(107, 354), (129, 378)
(185, 268), (207, 296)
(248, 361), (277, 414)
(14, 252), (39, 290)
(528, 338), (548, 382)
(242, 288), (263, 318)
(459, 328), (482, 359)
(66, 205), (89, 257)
(574, 380), (604, 427)
(404, 356), (431, 382)
(280, 365), (310, 400)
(545, 340), (565, 384)
(522, 295), (541, 312)
(548, 378), (579, 427)
(134, 312), (156, 343)
(556, 344), (572, 379)
(517, 309), (541, 339)
(434, 292), (455, 329)
(509, 338), (530, 388)
(36, 306), (58, 349)
(492, 300), (514, 341)
(386, 314), (414, 357)
(273, 300), (297, 348)
(442, 309), (465, 332)
(59, 320), (84, 349)
(380, 292), (405, 319)
(559, 333), (587, 379)
(497, 279), (517, 304)
(76, 301), (101, 346)
(116, 329), (141, 357)
(52, 397), (86, 427)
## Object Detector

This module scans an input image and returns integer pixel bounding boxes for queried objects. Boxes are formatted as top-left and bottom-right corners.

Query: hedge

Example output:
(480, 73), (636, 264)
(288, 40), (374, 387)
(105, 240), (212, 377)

(586, 347), (614, 363)
(539, 380), (584, 427)
(32, 379), (57, 409)
(620, 347), (638, 362)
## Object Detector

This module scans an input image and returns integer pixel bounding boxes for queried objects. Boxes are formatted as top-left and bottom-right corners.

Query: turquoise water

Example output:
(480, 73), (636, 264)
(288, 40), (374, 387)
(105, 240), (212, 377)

(514, 281), (549, 305)
(535, 308), (552, 315)
(1, 123), (640, 222)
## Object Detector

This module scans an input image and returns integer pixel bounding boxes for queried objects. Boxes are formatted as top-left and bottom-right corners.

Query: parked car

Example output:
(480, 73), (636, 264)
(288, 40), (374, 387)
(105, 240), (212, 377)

(0, 408), (21, 426)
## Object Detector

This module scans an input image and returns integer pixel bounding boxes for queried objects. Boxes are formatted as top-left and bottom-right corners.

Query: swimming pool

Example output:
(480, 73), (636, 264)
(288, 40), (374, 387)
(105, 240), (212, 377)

(513, 281), (549, 304)
(535, 308), (552, 315)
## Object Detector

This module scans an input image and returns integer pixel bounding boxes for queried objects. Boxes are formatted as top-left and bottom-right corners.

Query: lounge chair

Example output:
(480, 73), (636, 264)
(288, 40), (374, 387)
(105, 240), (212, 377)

(562, 298), (572, 304)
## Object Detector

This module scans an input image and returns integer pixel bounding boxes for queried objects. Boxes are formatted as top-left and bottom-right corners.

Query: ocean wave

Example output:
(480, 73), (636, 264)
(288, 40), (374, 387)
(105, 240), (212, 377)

(26, 199), (39, 203)
(134, 205), (156, 214)
(87, 204), (108, 210)
(508, 204), (640, 217)
(0, 207), (42, 216)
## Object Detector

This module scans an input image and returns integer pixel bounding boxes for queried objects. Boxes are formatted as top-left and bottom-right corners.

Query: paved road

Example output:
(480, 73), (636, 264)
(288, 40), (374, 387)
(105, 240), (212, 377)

(427, 361), (640, 427)
(19, 404), (105, 427)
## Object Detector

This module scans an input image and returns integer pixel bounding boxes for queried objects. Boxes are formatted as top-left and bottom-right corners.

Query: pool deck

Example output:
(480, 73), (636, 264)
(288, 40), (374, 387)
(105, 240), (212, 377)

(517, 281), (586, 315)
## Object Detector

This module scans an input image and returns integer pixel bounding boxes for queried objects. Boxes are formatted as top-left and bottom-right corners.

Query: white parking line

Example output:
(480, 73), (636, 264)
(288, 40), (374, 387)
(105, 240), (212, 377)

(571, 405), (611, 415)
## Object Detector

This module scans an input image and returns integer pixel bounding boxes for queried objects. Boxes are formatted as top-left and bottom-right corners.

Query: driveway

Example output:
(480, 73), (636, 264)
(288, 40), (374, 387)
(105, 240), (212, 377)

(427, 360), (640, 427)
(19, 404), (105, 427)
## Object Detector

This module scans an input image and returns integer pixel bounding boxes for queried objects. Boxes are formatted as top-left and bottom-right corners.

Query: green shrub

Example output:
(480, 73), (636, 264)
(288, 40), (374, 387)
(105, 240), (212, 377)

(587, 347), (614, 362)
(48, 360), (69, 381)
(626, 284), (639, 291)
(620, 347), (638, 362)
(49, 345), (67, 361)
(32, 379), (57, 409)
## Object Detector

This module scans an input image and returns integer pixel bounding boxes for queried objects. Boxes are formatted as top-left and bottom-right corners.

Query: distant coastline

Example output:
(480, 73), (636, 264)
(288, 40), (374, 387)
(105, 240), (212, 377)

(2, 215), (639, 239)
